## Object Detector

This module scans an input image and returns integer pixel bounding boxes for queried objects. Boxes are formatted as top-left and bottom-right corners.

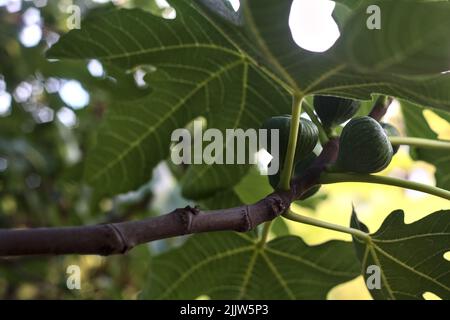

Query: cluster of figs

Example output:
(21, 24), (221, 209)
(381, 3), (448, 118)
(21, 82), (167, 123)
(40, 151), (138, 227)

(262, 95), (400, 198)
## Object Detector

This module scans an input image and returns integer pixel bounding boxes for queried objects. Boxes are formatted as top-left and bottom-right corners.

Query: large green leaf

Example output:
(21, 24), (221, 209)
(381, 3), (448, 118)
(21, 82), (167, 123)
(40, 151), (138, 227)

(233, 166), (274, 204)
(351, 209), (450, 300)
(48, 4), (291, 197)
(41, 59), (151, 100)
(401, 101), (450, 190)
(335, 0), (450, 13)
(141, 232), (360, 299)
(48, 0), (450, 197)
(199, 166), (272, 209)
(199, 189), (243, 210)
(338, 0), (450, 75)
(240, 0), (450, 105)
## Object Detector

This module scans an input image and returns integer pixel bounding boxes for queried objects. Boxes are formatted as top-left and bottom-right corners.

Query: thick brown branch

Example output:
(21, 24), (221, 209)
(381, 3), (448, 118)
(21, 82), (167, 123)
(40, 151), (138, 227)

(0, 140), (339, 257)
(0, 192), (291, 256)
(292, 137), (339, 199)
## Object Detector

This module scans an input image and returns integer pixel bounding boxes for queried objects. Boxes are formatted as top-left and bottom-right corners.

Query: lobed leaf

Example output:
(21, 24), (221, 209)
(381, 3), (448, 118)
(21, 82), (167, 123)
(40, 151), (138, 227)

(142, 232), (360, 299)
(351, 209), (450, 300)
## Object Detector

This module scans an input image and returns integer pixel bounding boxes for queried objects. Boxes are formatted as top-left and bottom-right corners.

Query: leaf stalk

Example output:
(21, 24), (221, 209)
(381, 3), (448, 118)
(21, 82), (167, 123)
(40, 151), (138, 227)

(319, 173), (450, 200)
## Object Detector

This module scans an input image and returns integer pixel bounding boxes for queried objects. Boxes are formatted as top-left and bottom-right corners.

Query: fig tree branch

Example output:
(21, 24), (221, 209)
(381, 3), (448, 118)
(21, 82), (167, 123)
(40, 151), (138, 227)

(0, 140), (339, 257)
(369, 96), (394, 121)
(1, 195), (291, 257)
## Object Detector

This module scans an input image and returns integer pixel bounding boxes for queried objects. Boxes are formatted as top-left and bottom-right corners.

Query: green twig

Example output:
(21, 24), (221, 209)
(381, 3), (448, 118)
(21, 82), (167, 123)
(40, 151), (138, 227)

(390, 136), (450, 151)
(258, 221), (273, 247)
(319, 173), (450, 200)
(302, 99), (329, 144)
(283, 210), (369, 241)
(279, 94), (303, 191)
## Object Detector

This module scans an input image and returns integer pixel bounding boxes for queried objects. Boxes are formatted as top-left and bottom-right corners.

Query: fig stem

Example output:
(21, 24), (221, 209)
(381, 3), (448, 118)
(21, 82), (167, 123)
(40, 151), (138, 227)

(279, 94), (303, 191)
(302, 99), (329, 144)
(258, 220), (273, 248)
(389, 136), (450, 151)
(369, 96), (393, 121)
(319, 173), (450, 200)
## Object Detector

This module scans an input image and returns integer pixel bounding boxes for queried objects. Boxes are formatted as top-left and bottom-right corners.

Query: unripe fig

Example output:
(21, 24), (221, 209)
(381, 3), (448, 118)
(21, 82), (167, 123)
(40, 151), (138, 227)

(334, 116), (394, 173)
(313, 95), (361, 128)
(381, 122), (400, 155)
(261, 115), (319, 166)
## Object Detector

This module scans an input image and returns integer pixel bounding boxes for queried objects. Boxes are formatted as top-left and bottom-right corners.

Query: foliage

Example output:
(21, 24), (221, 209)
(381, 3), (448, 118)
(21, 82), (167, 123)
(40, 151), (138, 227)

(0, 0), (449, 300)
(352, 209), (450, 300)
(142, 232), (359, 299)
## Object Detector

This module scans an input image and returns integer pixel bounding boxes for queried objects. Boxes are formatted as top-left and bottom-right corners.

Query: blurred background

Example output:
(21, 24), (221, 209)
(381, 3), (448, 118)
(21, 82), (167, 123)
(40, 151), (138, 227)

(0, 0), (448, 299)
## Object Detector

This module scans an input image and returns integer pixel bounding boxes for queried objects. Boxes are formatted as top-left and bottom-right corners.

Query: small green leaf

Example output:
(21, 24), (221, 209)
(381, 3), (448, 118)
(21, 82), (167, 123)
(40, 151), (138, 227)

(351, 209), (450, 300)
(142, 232), (360, 299)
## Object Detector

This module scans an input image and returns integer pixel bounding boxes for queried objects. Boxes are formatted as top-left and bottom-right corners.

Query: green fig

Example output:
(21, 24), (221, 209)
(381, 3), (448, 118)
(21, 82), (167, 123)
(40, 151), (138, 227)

(313, 95), (361, 128)
(381, 122), (401, 155)
(335, 117), (394, 173)
(261, 115), (319, 167)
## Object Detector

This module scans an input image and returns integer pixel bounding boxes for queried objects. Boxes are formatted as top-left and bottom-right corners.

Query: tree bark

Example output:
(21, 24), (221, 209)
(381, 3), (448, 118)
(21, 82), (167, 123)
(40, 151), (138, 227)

(0, 139), (339, 257)
(369, 96), (394, 121)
